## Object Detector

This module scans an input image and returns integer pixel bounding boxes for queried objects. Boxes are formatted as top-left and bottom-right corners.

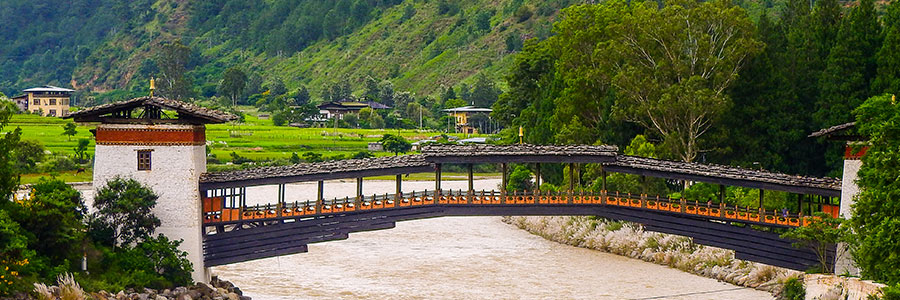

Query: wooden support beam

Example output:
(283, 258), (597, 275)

(501, 163), (508, 204)
(759, 189), (765, 209)
(601, 168), (607, 191)
(568, 163), (575, 204)
(568, 163), (575, 191)
(467, 163), (474, 204)
(467, 164), (474, 192)
(536, 163), (542, 189)
(719, 184), (726, 204)
(356, 177), (363, 208)
(277, 184), (285, 218)
(435, 164), (442, 192)
(396, 174), (402, 202)
(316, 180), (324, 214)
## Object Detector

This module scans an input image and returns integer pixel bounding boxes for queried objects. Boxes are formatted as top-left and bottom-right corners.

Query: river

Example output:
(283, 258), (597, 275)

(205, 179), (773, 300)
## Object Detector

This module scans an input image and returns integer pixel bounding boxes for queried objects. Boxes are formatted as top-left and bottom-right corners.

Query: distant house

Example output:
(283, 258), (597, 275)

(11, 85), (75, 117)
(443, 106), (492, 134)
(317, 100), (390, 119)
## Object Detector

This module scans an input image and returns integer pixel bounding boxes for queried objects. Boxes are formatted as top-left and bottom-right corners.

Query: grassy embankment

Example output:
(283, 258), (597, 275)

(11, 110), (496, 184)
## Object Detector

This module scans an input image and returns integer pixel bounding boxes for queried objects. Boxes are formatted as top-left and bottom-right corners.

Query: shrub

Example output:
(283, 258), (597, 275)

(781, 277), (805, 300)
(506, 165), (534, 191)
(88, 177), (160, 247)
(42, 156), (79, 172)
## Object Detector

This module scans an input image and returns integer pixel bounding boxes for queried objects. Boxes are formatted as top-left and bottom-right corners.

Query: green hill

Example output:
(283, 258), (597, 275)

(0, 0), (573, 100)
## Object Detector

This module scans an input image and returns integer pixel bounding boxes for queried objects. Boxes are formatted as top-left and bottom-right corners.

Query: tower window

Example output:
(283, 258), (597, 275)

(137, 150), (152, 170)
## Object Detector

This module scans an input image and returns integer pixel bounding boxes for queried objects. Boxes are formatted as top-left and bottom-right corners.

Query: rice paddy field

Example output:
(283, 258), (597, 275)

(6, 110), (492, 184)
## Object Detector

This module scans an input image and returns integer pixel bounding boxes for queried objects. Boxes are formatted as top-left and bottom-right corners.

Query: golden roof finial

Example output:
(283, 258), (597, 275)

(149, 77), (156, 97)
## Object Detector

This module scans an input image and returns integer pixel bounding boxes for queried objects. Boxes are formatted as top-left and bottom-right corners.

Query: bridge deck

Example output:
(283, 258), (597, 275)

(202, 190), (820, 228)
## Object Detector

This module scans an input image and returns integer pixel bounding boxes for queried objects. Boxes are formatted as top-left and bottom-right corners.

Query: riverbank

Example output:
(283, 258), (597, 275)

(503, 216), (801, 296)
(20, 276), (249, 300)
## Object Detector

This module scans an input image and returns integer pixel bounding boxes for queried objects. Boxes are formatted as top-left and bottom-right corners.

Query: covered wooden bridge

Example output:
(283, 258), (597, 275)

(199, 144), (840, 271)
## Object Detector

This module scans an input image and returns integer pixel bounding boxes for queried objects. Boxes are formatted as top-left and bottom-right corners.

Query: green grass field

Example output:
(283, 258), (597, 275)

(7, 109), (490, 182)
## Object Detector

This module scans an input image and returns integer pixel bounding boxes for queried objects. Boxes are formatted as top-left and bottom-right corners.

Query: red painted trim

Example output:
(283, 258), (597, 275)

(844, 146), (868, 160)
(96, 127), (205, 146)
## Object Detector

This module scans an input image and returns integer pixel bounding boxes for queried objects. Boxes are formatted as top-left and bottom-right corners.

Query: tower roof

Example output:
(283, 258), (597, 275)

(66, 96), (238, 124)
(808, 122), (864, 141)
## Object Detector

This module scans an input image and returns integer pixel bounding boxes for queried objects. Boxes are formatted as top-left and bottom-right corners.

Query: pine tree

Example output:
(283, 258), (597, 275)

(816, 0), (882, 128)
(872, 0), (900, 95)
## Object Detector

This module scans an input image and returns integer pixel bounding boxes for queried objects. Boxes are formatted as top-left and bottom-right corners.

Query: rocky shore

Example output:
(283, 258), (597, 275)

(26, 276), (249, 300)
(503, 216), (801, 296)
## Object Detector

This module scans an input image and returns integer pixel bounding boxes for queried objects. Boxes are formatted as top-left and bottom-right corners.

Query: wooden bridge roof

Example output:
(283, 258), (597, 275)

(66, 96), (238, 124)
(199, 155), (434, 189)
(604, 156), (841, 197)
(199, 144), (840, 196)
(421, 144), (619, 163)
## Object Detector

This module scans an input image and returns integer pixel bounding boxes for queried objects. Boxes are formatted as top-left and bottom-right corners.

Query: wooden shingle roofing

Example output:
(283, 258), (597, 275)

(66, 96), (238, 124)
(604, 155), (841, 196)
(198, 144), (841, 196)
(199, 155), (433, 189)
(421, 144), (619, 163)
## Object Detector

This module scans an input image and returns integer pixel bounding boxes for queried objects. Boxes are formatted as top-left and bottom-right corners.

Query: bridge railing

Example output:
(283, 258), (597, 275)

(202, 189), (810, 228)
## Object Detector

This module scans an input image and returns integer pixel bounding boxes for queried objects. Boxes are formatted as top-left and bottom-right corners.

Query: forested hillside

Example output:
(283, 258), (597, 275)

(0, 0), (575, 100)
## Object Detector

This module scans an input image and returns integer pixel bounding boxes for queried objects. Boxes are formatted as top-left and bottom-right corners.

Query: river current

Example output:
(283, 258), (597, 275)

(205, 179), (773, 300)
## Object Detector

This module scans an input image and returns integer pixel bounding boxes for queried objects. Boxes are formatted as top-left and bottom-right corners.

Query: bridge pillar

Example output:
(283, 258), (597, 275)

(467, 164), (474, 204)
(395, 174), (402, 202)
(500, 163), (507, 204)
(356, 178), (363, 207)
(316, 180), (324, 214)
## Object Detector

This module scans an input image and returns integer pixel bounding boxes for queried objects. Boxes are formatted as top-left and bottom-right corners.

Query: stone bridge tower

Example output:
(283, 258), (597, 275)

(67, 96), (236, 282)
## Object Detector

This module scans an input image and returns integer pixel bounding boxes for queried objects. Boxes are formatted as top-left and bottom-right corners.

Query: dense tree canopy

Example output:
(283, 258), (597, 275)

(850, 94), (900, 285)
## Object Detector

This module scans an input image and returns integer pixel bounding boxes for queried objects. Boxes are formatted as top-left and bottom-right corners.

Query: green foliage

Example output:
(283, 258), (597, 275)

(815, 0), (882, 128)
(89, 177), (161, 248)
(602, 0), (762, 162)
(271, 111), (287, 126)
(61, 123), (77, 141)
(0, 102), (21, 202)
(851, 94), (900, 285)
(219, 67), (248, 107)
(290, 152), (301, 164)
(506, 164), (533, 191)
(12, 178), (85, 264)
(303, 151), (324, 163)
(380, 134), (411, 155)
(0, 210), (35, 296)
(155, 40), (194, 101)
(73, 138), (91, 164)
(13, 140), (45, 173)
(90, 235), (192, 291)
(230, 152), (252, 164)
(878, 284), (900, 300)
(873, 1), (900, 96)
(781, 277), (806, 300)
(352, 151), (374, 159)
(781, 212), (850, 274)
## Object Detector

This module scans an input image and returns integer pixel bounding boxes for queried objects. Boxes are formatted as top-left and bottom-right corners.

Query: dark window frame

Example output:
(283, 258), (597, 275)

(137, 150), (152, 171)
